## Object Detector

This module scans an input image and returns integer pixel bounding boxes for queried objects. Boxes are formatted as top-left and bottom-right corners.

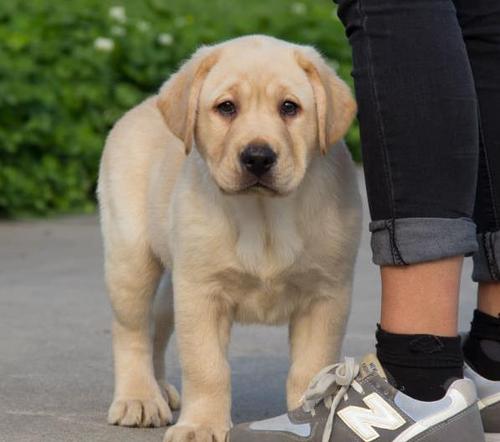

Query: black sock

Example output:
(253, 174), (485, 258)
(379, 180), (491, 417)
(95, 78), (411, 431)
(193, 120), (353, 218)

(376, 326), (463, 401)
(464, 309), (500, 381)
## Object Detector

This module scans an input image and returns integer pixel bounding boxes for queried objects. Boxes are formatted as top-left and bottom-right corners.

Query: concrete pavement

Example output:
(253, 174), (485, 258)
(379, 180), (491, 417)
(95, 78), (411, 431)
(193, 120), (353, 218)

(0, 172), (478, 441)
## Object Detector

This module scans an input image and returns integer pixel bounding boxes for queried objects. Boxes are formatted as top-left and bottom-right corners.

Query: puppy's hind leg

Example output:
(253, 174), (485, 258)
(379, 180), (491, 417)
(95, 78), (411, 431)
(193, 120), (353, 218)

(153, 273), (180, 411)
(105, 242), (173, 428)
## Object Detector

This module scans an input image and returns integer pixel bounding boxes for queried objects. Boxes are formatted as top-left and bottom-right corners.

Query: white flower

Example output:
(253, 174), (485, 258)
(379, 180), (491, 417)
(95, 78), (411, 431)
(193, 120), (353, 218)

(291, 2), (307, 15)
(109, 6), (126, 23)
(158, 33), (173, 46)
(110, 25), (126, 37)
(137, 20), (150, 32)
(94, 37), (115, 52)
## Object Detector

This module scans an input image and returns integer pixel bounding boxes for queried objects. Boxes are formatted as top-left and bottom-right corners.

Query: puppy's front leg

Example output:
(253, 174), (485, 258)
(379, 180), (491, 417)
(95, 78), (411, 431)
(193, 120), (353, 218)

(165, 276), (232, 442)
(106, 246), (174, 427)
(286, 288), (351, 409)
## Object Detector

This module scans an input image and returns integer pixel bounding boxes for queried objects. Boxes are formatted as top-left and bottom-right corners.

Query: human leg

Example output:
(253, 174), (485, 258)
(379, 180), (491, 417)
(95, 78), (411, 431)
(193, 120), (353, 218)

(453, 0), (500, 386)
(336, 0), (479, 401)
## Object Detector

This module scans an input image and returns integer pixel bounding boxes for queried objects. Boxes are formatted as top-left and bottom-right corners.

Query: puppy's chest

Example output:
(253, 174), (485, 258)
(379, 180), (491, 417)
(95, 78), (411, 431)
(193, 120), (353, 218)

(215, 202), (333, 323)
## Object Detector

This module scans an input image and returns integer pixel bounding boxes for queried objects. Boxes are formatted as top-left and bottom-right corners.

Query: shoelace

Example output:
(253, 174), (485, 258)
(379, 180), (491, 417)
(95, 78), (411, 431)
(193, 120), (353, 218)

(301, 357), (364, 442)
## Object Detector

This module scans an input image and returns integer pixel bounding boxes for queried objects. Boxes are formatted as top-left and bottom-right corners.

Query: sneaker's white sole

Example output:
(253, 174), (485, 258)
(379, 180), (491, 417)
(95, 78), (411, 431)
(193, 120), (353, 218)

(486, 434), (500, 442)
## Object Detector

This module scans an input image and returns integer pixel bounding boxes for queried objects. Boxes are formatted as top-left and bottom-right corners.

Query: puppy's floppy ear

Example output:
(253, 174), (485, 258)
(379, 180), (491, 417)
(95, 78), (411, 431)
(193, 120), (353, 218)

(157, 46), (220, 155)
(295, 47), (357, 154)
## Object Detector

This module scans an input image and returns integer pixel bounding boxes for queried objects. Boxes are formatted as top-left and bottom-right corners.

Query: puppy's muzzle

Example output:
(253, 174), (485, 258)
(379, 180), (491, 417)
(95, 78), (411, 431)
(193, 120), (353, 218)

(240, 143), (277, 178)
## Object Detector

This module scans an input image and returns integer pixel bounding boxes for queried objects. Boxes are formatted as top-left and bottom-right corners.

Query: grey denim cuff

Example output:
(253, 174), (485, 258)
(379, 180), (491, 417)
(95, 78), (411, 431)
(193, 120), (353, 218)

(472, 230), (500, 282)
(369, 217), (478, 266)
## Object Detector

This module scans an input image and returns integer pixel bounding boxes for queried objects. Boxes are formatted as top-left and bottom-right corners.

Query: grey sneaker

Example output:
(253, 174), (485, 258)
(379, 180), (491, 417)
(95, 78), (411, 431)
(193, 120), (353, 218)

(230, 354), (484, 442)
(465, 363), (500, 442)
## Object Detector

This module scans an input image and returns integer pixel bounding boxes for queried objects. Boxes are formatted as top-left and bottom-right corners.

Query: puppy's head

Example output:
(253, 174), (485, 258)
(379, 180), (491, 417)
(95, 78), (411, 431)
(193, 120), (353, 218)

(158, 35), (356, 196)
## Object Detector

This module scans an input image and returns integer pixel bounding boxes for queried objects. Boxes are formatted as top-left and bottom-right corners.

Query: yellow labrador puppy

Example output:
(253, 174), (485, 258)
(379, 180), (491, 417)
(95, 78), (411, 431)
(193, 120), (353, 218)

(98, 35), (361, 442)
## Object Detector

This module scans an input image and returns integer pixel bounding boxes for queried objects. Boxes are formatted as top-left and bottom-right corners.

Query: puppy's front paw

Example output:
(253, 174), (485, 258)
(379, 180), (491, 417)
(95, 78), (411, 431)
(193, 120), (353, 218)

(164, 424), (229, 442)
(108, 394), (173, 427)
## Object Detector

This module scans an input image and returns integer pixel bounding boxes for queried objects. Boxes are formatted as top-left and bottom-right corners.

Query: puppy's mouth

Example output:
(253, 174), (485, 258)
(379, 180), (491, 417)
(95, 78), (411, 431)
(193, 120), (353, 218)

(239, 174), (280, 195)
(219, 179), (281, 196)
(241, 179), (280, 195)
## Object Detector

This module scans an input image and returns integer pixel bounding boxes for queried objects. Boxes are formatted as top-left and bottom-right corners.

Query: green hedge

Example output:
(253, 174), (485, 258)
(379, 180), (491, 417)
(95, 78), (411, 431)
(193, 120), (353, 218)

(0, 0), (358, 218)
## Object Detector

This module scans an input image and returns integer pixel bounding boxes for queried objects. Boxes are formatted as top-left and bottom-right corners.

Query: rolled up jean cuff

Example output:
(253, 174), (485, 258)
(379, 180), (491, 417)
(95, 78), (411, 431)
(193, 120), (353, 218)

(473, 230), (500, 282)
(369, 217), (478, 266)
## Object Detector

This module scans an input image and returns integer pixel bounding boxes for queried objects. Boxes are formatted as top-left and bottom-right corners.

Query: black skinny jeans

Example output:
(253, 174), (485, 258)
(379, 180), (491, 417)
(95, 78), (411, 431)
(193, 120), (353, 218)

(334, 0), (500, 281)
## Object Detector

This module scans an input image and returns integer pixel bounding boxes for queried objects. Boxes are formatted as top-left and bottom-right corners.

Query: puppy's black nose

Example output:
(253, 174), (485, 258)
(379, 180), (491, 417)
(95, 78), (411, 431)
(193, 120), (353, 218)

(240, 144), (277, 177)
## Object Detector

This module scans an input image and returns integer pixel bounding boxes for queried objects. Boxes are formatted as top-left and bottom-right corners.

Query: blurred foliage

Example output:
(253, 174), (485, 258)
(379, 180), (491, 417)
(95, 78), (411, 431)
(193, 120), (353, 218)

(0, 0), (358, 218)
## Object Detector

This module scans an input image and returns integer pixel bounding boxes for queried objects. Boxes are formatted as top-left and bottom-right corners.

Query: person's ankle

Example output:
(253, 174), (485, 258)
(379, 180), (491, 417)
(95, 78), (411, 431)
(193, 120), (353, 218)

(478, 282), (500, 318)
(376, 326), (463, 401)
(464, 309), (500, 381)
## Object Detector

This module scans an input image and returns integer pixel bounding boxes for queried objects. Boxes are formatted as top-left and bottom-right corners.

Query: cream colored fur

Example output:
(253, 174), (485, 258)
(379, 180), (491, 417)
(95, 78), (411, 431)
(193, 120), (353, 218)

(98, 35), (362, 442)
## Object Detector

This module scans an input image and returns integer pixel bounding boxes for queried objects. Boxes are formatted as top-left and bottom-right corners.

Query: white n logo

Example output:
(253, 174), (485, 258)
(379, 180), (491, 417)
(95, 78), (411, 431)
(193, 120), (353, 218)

(337, 393), (406, 442)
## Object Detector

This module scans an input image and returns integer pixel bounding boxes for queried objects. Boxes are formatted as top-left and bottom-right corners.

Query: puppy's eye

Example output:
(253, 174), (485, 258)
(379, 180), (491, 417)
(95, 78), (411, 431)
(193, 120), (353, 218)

(280, 100), (300, 117)
(217, 101), (237, 116)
